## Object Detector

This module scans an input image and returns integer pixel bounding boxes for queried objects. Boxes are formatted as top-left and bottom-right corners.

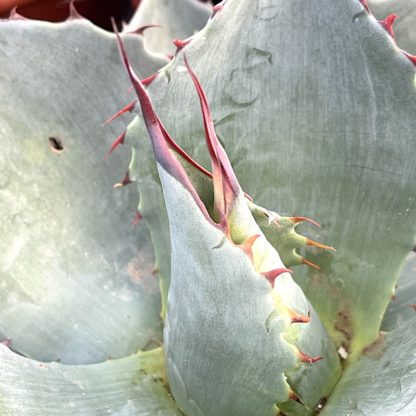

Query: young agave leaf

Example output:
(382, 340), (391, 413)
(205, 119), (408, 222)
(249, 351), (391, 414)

(248, 201), (334, 269)
(0, 16), (167, 363)
(114, 30), (341, 415)
(124, 0), (212, 55)
(321, 255), (416, 415)
(0, 345), (182, 416)
(129, 0), (416, 359)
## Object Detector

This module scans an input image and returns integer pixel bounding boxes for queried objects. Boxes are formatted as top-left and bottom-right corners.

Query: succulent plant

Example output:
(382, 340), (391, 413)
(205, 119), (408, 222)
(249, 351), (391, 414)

(1, 0), (415, 415)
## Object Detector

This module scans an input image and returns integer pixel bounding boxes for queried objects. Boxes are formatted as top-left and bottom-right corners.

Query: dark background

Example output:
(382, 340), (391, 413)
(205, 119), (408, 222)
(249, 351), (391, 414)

(0, 0), (221, 30)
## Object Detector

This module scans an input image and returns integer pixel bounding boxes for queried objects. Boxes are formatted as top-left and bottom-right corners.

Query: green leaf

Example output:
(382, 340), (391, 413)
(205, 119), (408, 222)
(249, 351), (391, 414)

(117, 34), (341, 415)
(160, 164), (340, 416)
(0, 17), (167, 363)
(0, 345), (183, 416)
(321, 253), (416, 415)
(130, 0), (416, 358)
(124, 0), (211, 55)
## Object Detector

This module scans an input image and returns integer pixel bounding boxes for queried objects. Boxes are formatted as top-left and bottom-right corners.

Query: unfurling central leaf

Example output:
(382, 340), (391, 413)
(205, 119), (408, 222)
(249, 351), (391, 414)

(113, 23), (341, 416)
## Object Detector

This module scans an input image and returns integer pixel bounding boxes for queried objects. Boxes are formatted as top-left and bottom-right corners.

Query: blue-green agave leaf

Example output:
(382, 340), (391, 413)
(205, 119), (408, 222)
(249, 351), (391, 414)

(129, 0), (416, 359)
(0, 16), (167, 363)
(124, 0), (211, 55)
(0, 345), (182, 416)
(115, 30), (341, 415)
(321, 253), (416, 415)
(369, 0), (416, 54)
(381, 252), (416, 332)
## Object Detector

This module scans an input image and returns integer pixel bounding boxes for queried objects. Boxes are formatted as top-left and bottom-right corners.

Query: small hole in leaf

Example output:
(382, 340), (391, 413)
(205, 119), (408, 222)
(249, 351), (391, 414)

(314, 397), (328, 414)
(49, 137), (64, 153)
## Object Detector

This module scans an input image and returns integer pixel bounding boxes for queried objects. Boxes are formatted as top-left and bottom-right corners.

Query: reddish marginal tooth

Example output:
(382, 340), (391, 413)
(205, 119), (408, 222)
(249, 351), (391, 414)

(106, 131), (126, 158)
(127, 24), (160, 36)
(290, 311), (311, 324)
(141, 72), (158, 86)
(402, 51), (416, 66)
(306, 239), (336, 252)
(104, 100), (137, 125)
(68, 0), (83, 20)
(212, 4), (224, 16)
(410, 304), (416, 311)
(288, 390), (299, 401)
(125, 72), (157, 92)
(132, 211), (142, 227)
(1, 339), (12, 347)
(166, 54), (174, 61)
(242, 234), (261, 260)
(113, 171), (132, 188)
(212, 0), (228, 16)
(8, 7), (27, 20)
(302, 258), (321, 270)
(379, 14), (398, 40)
(262, 268), (292, 286)
(299, 350), (323, 364)
(290, 216), (321, 228)
(359, 0), (370, 13)
(173, 38), (191, 50)
(111, 20), (218, 225)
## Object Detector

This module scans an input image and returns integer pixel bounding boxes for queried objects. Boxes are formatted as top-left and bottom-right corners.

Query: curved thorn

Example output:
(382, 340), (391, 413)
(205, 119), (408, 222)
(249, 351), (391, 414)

(299, 350), (323, 364)
(125, 24), (161, 36)
(242, 234), (261, 260)
(402, 50), (416, 66)
(359, 0), (370, 13)
(379, 14), (398, 40)
(262, 268), (292, 286)
(113, 171), (132, 188)
(111, 18), (218, 227)
(1, 339), (12, 347)
(290, 216), (321, 228)
(212, 0), (229, 17)
(106, 131), (126, 158)
(157, 118), (213, 178)
(126, 73), (158, 91)
(104, 100), (137, 125)
(306, 239), (336, 252)
(8, 7), (27, 20)
(288, 390), (299, 401)
(173, 38), (192, 51)
(290, 314), (311, 324)
(68, 0), (83, 20)
(302, 258), (321, 270)
(141, 72), (158, 86)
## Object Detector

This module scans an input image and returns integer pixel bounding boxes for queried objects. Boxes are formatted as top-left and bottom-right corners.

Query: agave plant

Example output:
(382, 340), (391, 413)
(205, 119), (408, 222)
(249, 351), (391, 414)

(1, 0), (415, 415)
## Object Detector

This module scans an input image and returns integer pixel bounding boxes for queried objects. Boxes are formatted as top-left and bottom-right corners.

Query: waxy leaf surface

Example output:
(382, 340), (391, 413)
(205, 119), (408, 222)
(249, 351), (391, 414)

(0, 17), (167, 363)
